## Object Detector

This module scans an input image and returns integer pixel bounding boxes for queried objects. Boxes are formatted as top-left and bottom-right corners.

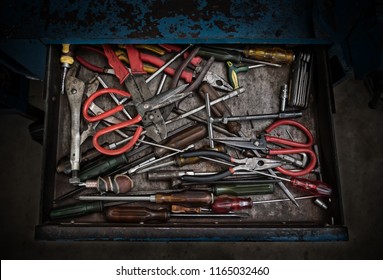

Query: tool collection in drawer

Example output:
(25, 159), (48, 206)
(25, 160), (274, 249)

(36, 44), (347, 241)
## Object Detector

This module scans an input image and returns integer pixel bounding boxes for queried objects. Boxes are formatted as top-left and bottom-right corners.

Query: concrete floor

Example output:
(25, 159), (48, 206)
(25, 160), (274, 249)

(0, 78), (382, 260)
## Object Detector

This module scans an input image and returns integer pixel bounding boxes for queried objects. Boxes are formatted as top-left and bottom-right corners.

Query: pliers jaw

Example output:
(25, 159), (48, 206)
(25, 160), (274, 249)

(232, 157), (283, 172)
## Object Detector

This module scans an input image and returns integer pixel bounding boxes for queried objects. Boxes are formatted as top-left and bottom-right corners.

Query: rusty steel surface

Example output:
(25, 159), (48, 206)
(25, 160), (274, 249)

(0, 0), (328, 44)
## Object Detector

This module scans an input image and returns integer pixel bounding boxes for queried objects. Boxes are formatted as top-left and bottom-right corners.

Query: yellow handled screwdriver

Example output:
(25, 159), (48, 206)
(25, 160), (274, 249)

(60, 44), (75, 95)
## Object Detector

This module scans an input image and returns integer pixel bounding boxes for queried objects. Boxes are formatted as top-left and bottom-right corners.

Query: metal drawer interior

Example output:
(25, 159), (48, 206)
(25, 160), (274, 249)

(35, 44), (347, 241)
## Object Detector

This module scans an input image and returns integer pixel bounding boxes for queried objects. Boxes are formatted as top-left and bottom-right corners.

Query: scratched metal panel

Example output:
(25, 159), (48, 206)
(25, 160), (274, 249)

(42, 0), (327, 44)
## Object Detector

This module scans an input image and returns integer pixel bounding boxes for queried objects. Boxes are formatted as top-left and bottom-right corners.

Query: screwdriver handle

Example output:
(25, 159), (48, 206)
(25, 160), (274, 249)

(212, 183), (275, 196)
(244, 47), (295, 64)
(50, 201), (104, 220)
(290, 178), (332, 196)
(211, 195), (253, 214)
(153, 124), (207, 158)
(171, 205), (202, 213)
(85, 174), (133, 194)
(155, 191), (213, 206)
(106, 206), (170, 223)
(79, 153), (128, 181)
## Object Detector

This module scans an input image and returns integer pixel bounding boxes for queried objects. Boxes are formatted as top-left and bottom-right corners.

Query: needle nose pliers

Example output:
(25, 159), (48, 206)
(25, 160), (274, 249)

(178, 150), (282, 183)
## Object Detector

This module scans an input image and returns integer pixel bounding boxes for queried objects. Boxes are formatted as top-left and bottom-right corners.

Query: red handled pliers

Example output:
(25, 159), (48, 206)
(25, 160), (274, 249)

(214, 119), (317, 177)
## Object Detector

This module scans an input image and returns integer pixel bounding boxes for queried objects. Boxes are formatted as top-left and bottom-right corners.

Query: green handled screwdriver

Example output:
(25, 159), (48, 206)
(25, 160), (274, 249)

(192, 183), (275, 196)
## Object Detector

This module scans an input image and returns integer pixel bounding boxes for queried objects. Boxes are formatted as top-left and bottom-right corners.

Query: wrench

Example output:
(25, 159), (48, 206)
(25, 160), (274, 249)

(65, 74), (85, 185)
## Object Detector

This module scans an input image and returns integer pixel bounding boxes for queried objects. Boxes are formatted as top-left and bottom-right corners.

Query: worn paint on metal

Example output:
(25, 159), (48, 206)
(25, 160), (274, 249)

(1, 0), (329, 44)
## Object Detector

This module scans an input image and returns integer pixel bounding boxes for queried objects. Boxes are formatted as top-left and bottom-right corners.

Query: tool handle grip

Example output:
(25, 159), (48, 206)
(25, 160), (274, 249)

(269, 148), (317, 177)
(180, 150), (232, 162)
(155, 191), (213, 206)
(106, 206), (169, 223)
(290, 178), (332, 196)
(213, 183), (275, 196)
(50, 201), (103, 220)
(82, 88), (132, 122)
(265, 119), (314, 148)
(103, 44), (130, 83)
(154, 124), (207, 158)
(182, 169), (233, 183)
(86, 174), (133, 194)
(92, 116), (143, 156)
(211, 196), (252, 214)
(79, 154), (128, 181)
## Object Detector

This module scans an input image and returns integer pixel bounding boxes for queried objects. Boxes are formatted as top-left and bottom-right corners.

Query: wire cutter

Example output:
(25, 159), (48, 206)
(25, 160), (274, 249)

(178, 150), (283, 183)
(82, 83), (191, 156)
(214, 119), (317, 176)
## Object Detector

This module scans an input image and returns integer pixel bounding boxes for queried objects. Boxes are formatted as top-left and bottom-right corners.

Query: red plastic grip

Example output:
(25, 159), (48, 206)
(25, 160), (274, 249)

(125, 45), (145, 74)
(212, 196), (252, 214)
(265, 119), (314, 148)
(82, 88), (132, 122)
(103, 44), (130, 83)
(93, 116), (143, 156)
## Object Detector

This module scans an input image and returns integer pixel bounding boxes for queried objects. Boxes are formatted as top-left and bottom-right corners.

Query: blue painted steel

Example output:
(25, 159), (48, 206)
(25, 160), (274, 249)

(0, 0), (328, 44)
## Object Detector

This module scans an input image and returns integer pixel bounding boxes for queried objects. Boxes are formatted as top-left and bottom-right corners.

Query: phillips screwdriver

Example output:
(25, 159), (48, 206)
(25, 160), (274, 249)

(106, 206), (248, 223)
(246, 170), (332, 196)
(60, 44), (75, 95)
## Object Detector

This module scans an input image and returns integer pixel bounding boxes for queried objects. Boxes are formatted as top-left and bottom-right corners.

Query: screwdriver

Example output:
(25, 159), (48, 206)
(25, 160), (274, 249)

(197, 47), (281, 67)
(78, 190), (213, 206)
(226, 61), (264, 89)
(53, 174), (134, 203)
(194, 183), (275, 196)
(211, 194), (323, 213)
(106, 206), (248, 223)
(60, 44), (75, 95)
(49, 201), (122, 220)
(208, 45), (295, 65)
(246, 170), (332, 196)
(136, 145), (226, 174)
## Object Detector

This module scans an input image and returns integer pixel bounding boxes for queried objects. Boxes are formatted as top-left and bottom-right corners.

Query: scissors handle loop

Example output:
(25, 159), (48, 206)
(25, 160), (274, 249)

(265, 119), (314, 148)
(82, 88), (143, 156)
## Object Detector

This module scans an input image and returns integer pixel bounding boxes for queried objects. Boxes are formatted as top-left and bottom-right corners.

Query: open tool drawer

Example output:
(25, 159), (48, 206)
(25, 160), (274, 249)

(35, 44), (347, 241)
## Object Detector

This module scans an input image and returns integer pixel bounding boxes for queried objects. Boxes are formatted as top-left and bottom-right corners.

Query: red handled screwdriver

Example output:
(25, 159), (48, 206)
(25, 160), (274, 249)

(211, 194), (323, 214)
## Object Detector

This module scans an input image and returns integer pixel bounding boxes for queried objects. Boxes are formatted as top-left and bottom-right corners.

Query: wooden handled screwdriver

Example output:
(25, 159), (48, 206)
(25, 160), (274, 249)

(106, 206), (248, 223)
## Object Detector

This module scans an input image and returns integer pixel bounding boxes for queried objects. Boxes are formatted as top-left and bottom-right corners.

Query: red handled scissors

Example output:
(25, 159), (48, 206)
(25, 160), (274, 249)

(82, 84), (191, 156)
(214, 119), (317, 176)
